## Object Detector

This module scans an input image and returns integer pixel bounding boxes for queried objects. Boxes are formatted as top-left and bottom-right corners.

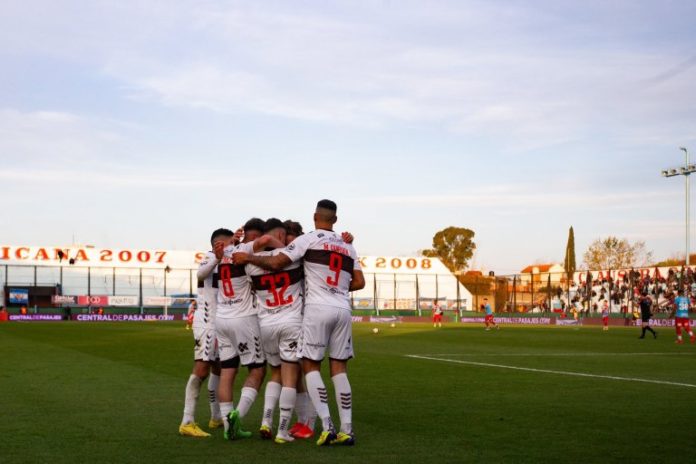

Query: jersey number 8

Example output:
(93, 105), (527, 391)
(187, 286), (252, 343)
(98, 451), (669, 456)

(219, 265), (235, 298)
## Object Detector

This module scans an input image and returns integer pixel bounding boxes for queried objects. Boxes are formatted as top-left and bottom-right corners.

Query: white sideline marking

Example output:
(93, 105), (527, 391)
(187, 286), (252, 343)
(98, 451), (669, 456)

(406, 354), (696, 389)
(416, 352), (696, 357)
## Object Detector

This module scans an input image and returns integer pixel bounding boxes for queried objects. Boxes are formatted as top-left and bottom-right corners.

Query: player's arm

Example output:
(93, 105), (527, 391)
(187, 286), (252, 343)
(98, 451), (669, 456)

(196, 252), (219, 281)
(234, 252), (292, 271)
(251, 234), (286, 253)
(232, 228), (244, 245)
(350, 269), (365, 291)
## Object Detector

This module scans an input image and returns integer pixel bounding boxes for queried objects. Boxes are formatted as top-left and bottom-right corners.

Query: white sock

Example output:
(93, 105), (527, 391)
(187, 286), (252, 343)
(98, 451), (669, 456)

(278, 387), (297, 437)
(182, 374), (202, 425)
(305, 396), (317, 430)
(295, 391), (309, 424)
(237, 387), (258, 419)
(332, 373), (352, 434)
(220, 401), (234, 433)
(305, 371), (333, 432)
(262, 381), (282, 428)
(208, 373), (221, 420)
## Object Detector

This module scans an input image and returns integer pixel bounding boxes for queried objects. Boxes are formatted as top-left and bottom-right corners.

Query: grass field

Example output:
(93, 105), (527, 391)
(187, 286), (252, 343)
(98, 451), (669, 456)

(1, 321), (695, 464)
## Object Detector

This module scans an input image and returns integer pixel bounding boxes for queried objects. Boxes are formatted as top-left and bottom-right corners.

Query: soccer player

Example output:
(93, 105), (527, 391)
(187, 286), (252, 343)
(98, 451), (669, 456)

(601, 300), (609, 331)
(216, 218), (286, 440)
(432, 299), (443, 328)
(245, 218), (305, 443)
(637, 290), (657, 339)
(186, 300), (196, 330)
(483, 298), (498, 330)
(283, 220), (318, 440)
(179, 228), (235, 438)
(671, 290), (695, 344)
(234, 199), (365, 446)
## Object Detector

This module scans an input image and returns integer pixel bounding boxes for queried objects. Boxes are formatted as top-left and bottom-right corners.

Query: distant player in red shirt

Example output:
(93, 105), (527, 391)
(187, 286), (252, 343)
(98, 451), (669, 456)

(483, 298), (499, 331)
(432, 299), (443, 328)
(601, 300), (609, 331)
(186, 300), (196, 330)
(0, 306), (8, 323)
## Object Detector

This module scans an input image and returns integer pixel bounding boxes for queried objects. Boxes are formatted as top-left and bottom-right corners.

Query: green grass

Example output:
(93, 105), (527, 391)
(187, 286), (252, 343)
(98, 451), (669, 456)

(1, 321), (695, 463)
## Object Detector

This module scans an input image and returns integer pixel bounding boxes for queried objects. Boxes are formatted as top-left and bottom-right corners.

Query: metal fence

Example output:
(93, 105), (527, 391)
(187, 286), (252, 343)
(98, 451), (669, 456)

(0, 264), (471, 314)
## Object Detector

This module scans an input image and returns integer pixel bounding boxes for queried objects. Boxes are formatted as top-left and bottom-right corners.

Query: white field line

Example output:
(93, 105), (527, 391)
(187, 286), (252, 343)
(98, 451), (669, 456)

(415, 352), (696, 357)
(406, 354), (696, 389)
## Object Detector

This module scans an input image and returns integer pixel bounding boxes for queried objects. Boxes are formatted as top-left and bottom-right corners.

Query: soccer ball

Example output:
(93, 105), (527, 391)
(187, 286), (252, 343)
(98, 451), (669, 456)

(372, 327), (379, 334)
(390, 323), (396, 328)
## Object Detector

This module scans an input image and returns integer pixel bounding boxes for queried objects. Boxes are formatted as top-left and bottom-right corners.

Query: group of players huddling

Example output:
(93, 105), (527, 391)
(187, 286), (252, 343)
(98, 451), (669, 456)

(179, 199), (365, 446)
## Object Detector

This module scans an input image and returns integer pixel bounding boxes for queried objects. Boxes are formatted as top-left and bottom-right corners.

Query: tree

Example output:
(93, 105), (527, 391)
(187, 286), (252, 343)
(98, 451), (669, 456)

(582, 236), (653, 270)
(653, 253), (696, 267)
(564, 226), (576, 277)
(422, 227), (476, 273)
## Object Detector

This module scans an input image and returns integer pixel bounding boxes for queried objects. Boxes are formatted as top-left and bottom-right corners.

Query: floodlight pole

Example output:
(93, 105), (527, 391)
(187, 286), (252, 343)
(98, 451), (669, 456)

(661, 147), (692, 267)
(684, 147), (690, 267)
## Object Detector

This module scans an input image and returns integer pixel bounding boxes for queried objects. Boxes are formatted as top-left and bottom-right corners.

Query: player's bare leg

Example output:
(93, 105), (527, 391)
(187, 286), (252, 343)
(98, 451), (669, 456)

(675, 324), (684, 344)
(260, 366), (282, 439)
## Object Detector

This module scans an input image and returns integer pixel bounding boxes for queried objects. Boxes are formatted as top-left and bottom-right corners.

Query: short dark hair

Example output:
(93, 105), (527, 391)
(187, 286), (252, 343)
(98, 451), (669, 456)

(264, 217), (286, 233)
(283, 220), (304, 237)
(210, 228), (234, 246)
(316, 199), (337, 212)
(243, 218), (266, 234)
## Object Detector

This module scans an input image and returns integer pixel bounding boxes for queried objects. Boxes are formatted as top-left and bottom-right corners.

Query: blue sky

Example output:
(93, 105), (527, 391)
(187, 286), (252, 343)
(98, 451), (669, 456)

(2, 0), (695, 273)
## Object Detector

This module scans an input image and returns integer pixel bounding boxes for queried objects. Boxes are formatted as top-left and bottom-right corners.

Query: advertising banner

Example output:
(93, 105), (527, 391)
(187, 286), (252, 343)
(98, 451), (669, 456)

(9, 288), (29, 304)
(107, 296), (139, 307)
(143, 296), (173, 306)
(9, 314), (63, 321)
(633, 319), (675, 327)
(51, 295), (77, 304)
(353, 298), (375, 310)
(77, 295), (109, 306)
(460, 317), (552, 325)
(73, 314), (178, 322)
(369, 316), (402, 323)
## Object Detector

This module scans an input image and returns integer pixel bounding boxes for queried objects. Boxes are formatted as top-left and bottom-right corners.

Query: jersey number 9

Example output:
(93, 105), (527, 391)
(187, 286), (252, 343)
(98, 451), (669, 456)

(327, 253), (343, 287)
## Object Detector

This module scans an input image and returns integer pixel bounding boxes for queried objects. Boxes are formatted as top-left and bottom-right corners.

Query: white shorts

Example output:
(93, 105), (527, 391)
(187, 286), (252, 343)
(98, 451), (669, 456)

(216, 315), (265, 366)
(260, 322), (302, 367)
(300, 305), (354, 361)
(193, 326), (218, 362)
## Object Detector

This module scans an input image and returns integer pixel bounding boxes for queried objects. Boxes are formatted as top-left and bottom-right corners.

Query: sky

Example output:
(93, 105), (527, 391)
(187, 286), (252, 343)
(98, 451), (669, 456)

(1, 0), (696, 274)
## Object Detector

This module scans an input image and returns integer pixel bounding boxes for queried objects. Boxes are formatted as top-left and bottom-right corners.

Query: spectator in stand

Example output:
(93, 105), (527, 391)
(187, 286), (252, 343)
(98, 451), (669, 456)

(20, 306), (27, 315)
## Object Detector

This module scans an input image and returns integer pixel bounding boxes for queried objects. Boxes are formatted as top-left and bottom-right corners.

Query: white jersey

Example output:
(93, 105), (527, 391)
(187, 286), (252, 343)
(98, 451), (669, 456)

(281, 229), (361, 311)
(216, 242), (257, 319)
(194, 251), (218, 329)
(246, 248), (304, 327)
